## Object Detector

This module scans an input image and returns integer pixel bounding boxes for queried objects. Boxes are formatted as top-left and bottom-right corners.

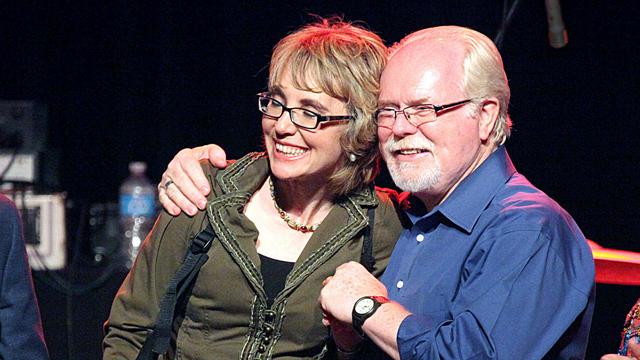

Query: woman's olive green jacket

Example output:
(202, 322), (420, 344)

(103, 153), (403, 359)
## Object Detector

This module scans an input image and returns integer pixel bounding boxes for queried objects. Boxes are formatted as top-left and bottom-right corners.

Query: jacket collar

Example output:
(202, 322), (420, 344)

(215, 152), (378, 208)
(205, 152), (377, 306)
(215, 152), (269, 196)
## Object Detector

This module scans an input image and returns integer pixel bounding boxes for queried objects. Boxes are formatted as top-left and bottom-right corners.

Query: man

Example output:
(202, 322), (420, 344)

(158, 26), (595, 359)
(0, 194), (49, 359)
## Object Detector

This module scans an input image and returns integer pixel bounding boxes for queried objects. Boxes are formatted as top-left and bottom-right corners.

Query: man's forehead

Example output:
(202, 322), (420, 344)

(379, 44), (464, 105)
(378, 68), (441, 106)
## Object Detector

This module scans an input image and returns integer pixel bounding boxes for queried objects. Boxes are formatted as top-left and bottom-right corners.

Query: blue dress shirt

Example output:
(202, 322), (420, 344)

(380, 147), (595, 359)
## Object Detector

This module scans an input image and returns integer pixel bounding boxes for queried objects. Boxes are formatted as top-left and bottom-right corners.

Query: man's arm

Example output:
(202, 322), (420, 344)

(158, 144), (227, 216)
(321, 230), (594, 360)
(0, 197), (49, 359)
(320, 262), (410, 359)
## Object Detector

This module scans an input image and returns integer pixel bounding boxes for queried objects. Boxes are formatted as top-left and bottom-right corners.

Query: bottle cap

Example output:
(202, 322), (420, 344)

(128, 161), (147, 175)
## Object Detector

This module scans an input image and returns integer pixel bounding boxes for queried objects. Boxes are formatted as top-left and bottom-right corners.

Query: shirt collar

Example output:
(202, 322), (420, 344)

(406, 146), (516, 233)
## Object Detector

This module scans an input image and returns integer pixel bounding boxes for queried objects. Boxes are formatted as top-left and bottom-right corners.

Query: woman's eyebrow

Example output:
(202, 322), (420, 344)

(298, 98), (329, 113)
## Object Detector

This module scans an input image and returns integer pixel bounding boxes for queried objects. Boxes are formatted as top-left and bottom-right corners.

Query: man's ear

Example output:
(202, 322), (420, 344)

(478, 97), (500, 142)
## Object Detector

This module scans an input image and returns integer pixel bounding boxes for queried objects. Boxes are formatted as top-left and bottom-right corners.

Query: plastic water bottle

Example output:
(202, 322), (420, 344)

(119, 161), (156, 267)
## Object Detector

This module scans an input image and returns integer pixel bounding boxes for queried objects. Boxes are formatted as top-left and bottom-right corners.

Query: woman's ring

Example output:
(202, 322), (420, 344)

(164, 179), (174, 189)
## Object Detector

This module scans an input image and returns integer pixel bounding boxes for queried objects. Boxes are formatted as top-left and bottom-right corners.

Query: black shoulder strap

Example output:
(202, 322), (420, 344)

(136, 223), (216, 360)
(360, 207), (375, 273)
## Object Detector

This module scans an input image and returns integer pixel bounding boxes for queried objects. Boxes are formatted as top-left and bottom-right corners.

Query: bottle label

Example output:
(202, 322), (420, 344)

(120, 194), (155, 217)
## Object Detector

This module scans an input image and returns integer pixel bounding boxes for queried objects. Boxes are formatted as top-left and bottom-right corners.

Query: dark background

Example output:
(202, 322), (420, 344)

(1, 0), (638, 359)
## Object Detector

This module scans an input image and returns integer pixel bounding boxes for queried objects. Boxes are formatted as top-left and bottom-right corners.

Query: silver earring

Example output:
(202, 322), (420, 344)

(348, 153), (357, 162)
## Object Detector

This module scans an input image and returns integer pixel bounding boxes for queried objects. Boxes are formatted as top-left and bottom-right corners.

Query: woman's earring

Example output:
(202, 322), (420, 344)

(348, 153), (357, 162)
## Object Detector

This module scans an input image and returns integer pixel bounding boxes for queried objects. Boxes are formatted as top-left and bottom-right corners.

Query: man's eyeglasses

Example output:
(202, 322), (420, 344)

(257, 93), (354, 130)
(374, 99), (473, 128)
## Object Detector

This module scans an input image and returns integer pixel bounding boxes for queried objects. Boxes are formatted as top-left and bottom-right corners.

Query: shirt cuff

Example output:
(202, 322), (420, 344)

(397, 313), (436, 359)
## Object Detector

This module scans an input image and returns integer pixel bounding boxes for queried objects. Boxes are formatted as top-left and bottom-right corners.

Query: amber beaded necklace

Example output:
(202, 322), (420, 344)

(268, 177), (320, 233)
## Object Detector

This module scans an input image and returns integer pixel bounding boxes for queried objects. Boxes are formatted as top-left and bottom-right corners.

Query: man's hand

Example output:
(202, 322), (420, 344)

(158, 144), (228, 216)
(319, 261), (388, 324)
(601, 341), (640, 360)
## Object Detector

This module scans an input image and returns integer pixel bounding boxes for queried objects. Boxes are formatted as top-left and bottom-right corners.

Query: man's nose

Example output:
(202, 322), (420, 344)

(392, 111), (418, 137)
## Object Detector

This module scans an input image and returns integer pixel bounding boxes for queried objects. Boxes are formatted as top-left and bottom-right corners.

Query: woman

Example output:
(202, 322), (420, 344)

(601, 298), (640, 360)
(103, 18), (403, 359)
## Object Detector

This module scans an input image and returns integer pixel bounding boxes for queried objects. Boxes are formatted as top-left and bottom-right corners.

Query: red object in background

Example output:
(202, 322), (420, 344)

(588, 240), (640, 286)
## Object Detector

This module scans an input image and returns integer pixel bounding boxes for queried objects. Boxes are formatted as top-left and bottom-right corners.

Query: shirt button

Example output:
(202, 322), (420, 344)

(396, 280), (404, 289)
(416, 234), (424, 242)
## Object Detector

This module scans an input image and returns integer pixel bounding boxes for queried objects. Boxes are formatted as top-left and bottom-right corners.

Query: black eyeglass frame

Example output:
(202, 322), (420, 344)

(373, 99), (474, 128)
(257, 92), (354, 130)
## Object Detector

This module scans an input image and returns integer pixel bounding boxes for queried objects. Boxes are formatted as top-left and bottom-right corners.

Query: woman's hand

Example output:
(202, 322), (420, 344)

(323, 313), (363, 355)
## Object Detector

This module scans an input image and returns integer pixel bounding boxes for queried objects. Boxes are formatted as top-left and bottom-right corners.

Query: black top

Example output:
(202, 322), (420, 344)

(259, 253), (295, 306)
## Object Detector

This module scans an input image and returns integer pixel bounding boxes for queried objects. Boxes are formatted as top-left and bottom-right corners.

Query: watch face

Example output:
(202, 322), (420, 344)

(355, 298), (375, 314)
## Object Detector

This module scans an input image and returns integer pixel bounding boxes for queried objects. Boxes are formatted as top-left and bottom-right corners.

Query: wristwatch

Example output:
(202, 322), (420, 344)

(352, 295), (390, 337)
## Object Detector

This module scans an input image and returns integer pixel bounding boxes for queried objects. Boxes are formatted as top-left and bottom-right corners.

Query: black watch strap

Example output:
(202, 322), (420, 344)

(352, 296), (390, 337)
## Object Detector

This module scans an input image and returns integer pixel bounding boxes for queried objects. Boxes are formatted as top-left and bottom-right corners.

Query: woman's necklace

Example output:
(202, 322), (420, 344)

(269, 177), (321, 233)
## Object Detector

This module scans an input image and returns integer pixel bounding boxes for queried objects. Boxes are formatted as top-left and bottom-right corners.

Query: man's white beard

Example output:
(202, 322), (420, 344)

(386, 159), (441, 193)
(383, 136), (441, 193)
